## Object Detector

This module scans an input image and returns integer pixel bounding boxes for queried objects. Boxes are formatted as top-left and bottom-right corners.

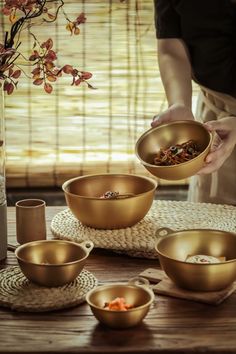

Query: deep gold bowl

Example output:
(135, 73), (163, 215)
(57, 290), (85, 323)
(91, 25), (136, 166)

(62, 173), (157, 229)
(10, 240), (94, 287)
(135, 120), (212, 180)
(86, 278), (154, 329)
(155, 228), (236, 291)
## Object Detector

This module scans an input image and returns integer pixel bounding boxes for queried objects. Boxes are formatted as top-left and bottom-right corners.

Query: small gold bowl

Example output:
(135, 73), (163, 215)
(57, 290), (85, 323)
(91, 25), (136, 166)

(155, 228), (236, 291)
(135, 120), (212, 180)
(10, 240), (94, 287)
(86, 278), (154, 329)
(62, 173), (157, 229)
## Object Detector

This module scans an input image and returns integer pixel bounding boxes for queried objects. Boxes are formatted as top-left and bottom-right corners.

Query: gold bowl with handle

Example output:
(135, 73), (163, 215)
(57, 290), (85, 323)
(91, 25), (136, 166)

(8, 240), (94, 287)
(135, 120), (212, 180)
(62, 173), (157, 229)
(86, 277), (154, 329)
(155, 227), (236, 291)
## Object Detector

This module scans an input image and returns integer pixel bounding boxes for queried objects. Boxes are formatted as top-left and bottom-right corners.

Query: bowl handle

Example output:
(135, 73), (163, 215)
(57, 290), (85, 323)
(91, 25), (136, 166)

(80, 240), (94, 254)
(155, 227), (174, 241)
(128, 276), (150, 289)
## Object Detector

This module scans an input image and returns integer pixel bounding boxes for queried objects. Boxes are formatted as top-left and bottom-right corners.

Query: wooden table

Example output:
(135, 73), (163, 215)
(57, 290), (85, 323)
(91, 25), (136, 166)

(1, 206), (236, 354)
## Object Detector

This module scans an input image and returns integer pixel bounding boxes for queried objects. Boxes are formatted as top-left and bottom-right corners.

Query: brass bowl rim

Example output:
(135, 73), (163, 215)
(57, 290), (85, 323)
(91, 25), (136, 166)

(62, 173), (158, 200)
(86, 283), (154, 312)
(15, 239), (90, 267)
(155, 228), (236, 265)
(135, 120), (212, 169)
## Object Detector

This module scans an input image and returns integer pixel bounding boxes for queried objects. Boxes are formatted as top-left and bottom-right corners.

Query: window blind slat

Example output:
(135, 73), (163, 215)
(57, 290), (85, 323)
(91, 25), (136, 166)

(1, 0), (198, 187)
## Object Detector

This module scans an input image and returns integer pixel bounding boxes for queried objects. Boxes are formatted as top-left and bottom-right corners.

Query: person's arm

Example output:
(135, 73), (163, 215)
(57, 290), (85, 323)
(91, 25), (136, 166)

(152, 38), (194, 127)
(158, 38), (192, 109)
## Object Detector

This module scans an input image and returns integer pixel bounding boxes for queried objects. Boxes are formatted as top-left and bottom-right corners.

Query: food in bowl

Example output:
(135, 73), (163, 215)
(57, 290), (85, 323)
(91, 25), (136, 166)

(100, 190), (119, 199)
(104, 297), (134, 311)
(153, 140), (200, 166)
(186, 255), (221, 264)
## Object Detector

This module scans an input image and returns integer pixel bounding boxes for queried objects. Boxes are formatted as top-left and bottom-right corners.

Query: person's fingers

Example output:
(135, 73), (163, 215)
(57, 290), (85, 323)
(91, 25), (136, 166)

(151, 110), (171, 127)
(208, 132), (223, 155)
(198, 137), (234, 174)
(205, 119), (230, 131)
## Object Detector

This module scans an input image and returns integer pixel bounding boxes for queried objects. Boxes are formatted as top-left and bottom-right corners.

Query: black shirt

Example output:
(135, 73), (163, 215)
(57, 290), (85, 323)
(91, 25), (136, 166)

(154, 0), (236, 96)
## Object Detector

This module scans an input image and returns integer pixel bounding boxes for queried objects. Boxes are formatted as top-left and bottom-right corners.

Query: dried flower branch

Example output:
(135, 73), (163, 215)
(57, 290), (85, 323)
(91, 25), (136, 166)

(0, 0), (94, 95)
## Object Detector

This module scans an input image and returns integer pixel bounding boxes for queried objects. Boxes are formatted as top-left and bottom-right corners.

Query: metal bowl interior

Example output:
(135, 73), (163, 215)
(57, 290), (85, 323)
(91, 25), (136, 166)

(155, 229), (236, 291)
(135, 120), (212, 180)
(86, 283), (154, 329)
(62, 173), (157, 229)
(15, 240), (93, 287)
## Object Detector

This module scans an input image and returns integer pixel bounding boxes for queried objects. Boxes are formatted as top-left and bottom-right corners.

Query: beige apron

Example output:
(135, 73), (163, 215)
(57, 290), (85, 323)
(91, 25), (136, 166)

(188, 86), (236, 205)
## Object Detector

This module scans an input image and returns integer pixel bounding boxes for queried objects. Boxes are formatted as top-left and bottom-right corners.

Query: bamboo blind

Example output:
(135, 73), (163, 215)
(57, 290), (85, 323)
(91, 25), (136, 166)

(1, 0), (199, 188)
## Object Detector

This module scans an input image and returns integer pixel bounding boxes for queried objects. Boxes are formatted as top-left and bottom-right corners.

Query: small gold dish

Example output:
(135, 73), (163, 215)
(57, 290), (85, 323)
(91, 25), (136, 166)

(86, 278), (154, 329)
(155, 228), (236, 291)
(62, 173), (157, 229)
(8, 240), (94, 287)
(135, 120), (212, 180)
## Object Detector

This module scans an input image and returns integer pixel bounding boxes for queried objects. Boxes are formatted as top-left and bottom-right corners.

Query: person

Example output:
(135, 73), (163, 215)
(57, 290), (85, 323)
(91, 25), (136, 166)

(152, 0), (236, 205)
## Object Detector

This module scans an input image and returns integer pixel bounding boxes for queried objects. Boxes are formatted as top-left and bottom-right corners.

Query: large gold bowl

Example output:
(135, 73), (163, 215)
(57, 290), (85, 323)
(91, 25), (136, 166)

(9, 240), (94, 287)
(86, 278), (154, 329)
(135, 120), (212, 180)
(155, 228), (236, 291)
(62, 173), (157, 229)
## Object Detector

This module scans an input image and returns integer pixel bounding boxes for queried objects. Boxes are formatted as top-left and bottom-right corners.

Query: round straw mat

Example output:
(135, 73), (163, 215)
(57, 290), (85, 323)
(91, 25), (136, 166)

(0, 266), (97, 312)
(51, 200), (236, 259)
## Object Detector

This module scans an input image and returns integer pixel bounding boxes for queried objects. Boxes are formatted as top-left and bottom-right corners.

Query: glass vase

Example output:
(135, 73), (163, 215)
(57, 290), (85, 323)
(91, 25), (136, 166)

(0, 88), (7, 261)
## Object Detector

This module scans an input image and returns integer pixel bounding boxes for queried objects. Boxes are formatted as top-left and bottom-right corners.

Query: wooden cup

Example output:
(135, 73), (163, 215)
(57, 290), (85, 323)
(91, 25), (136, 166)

(16, 199), (47, 244)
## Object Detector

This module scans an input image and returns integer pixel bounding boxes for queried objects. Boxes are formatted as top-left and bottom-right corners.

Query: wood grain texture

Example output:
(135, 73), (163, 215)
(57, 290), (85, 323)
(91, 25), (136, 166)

(140, 268), (236, 305)
(0, 207), (236, 354)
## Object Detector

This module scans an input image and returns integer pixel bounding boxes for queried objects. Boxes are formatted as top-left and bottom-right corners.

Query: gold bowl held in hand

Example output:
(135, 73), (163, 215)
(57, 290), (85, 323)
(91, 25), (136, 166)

(135, 120), (212, 180)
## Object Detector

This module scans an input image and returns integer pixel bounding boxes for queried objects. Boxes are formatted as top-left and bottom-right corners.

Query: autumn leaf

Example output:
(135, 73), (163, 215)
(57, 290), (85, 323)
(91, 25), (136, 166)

(12, 69), (21, 79)
(81, 71), (92, 80)
(3, 82), (14, 95)
(62, 65), (74, 74)
(66, 22), (74, 34)
(33, 78), (43, 85)
(75, 78), (82, 86)
(31, 67), (41, 75)
(46, 75), (57, 82)
(41, 38), (53, 50)
(74, 27), (80, 35)
(44, 83), (53, 94)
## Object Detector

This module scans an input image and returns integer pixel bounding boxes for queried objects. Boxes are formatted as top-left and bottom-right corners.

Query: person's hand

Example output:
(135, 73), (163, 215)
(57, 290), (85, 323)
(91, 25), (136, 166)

(198, 116), (236, 175)
(151, 103), (194, 128)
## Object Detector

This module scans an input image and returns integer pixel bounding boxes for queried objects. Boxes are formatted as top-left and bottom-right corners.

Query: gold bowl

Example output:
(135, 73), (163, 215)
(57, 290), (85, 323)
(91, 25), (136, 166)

(135, 120), (212, 180)
(62, 173), (157, 229)
(8, 240), (94, 287)
(86, 278), (154, 329)
(155, 228), (236, 291)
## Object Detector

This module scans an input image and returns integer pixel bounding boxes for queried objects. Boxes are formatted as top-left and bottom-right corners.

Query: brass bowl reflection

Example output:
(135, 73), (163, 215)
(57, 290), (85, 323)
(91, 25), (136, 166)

(155, 228), (236, 291)
(62, 173), (157, 229)
(135, 120), (212, 180)
(11, 240), (93, 287)
(86, 279), (154, 329)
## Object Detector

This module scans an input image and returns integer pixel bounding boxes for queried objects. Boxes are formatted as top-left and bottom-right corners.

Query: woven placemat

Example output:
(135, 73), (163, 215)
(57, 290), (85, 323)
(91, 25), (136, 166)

(50, 200), (236, 259)
(0, 266), (97, 312)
